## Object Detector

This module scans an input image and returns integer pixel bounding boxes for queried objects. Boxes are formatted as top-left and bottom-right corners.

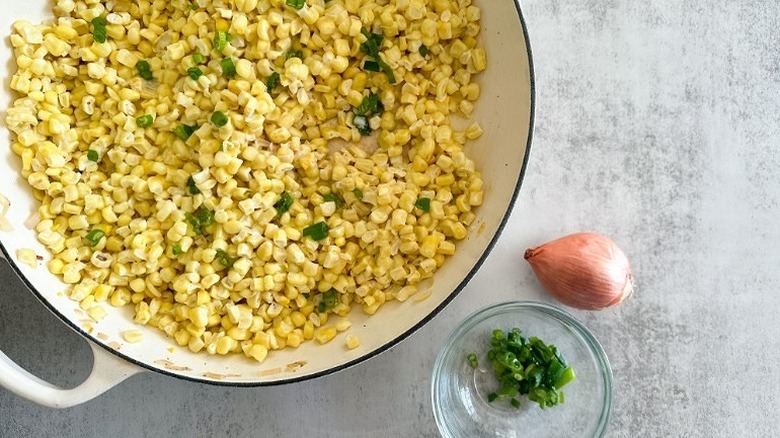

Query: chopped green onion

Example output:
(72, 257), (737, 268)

(172, 124), (198, 141)
(362, 60), (381, 72)
(136, 114), (153, 128)
(211, 110), (229, 127)
(194, 207), (214, 227)
(285, 49), (304, 60)
(84, 229), (105, 247)
(353, 115), (370, 136)
(360, 30), (384, 55)
(481, 327), (575, 410)
(274, 192), (293, 215)
(555, 366), (576, 389)
(266, 72), (280, 92)
(352, 91), (384, 134)
(353, 188), (364, 199)
(172, 245), (183, 255)
(185, 207), (214, 235)
(187, 66), (203, 80)
(91, 17), (107, 44)
(184, 214), (200, 234)
(419, 44), (429, 57)
(186, 176), (201, 195)
(415, 197), (431, 212)
(378, 61), (397, 84)
(215, 249), (235, 268)
(214, 31), (230, 52)
(467, 353), (478, 369)
(136, 60), (153, 80)
(322, 193), (343, 209)
(87, 149), (99, 162)
(497, 381), (518, 398)
(318, 288), (339, 313)
(184, 213), (200, 234)
(286, 0), (305, 9)
(359, 28), (396, 84)
(354, 92), (384, 117)
(303, 221), (329, 241)
(192, 53), (204, 64)
(186, 124), (199, 137)
(220, 58), (236, 77)
(323, 289), (339, 308)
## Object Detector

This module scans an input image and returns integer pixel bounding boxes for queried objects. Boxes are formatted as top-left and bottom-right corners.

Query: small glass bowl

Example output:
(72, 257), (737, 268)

(431, 301), (613, 438)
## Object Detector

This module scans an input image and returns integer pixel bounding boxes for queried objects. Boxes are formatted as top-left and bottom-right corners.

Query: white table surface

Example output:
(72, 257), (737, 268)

(2, 1), (780, 436)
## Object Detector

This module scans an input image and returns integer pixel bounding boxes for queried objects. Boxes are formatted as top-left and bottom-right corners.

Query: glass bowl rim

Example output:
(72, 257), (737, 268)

(431, 300), (614, 438)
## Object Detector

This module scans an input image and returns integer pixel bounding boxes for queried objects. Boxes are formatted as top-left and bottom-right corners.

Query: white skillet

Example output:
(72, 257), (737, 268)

(0, 0), (534, 407)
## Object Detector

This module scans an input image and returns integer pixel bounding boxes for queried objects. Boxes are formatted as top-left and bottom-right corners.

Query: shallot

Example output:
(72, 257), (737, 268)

(524, 233), (634, 310)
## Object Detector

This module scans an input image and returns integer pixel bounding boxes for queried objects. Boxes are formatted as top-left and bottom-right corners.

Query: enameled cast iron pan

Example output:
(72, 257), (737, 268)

(0, 0), (534, 407)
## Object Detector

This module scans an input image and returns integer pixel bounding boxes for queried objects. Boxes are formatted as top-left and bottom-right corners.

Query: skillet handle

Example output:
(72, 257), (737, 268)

(0, 340), (142, 408)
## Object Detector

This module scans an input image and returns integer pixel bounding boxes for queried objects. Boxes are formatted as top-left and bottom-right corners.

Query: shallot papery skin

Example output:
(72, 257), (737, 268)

(524, 233), (634, 310)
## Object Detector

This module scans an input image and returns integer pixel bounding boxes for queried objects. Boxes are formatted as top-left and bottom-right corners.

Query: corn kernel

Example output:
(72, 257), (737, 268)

(345, 333), (361, 350)
(87, 305), (106, 321)
(122, 330), (144, 343)
(315, 326), (338, 344)
(248, 344), (268, 363)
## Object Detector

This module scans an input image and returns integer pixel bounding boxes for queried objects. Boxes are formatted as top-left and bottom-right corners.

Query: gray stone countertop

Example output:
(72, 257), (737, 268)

(2, 1), (779, 437)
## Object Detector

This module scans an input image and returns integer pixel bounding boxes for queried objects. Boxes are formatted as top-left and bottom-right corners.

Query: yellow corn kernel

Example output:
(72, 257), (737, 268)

(129, 278), (146, 293)
(335, 319), (352, 332)
(303, 321), (315, 340)
(248, 344), (268, 363)
(345, 333), (360, 350)
(451, 222), (469, 240)
(291, 311), (307, 328)
(93, 284), (111, 302)
(109, 288), (131, 307)
(471, 48), (487, 72)
(300, 7), (320, 26)
(223, 220), (242, 235)
(47, 258), (64, 275)
(419, 235), (440, 259)
(87, 305), (106, 321)
(122, 330), (144, 343)
(469, 190), (483, 206)
(216, 336), (237, 355)
(286, 331), (303, 348)
(188, 337), (205, 353)
(174, 329), (191, 347)
(438, 240), (456, 255)
(465, 122), (484, 140)
(188, 306), (209, 328)
(315, 326), (337, 344)
(43, 34), (70, 57)
(115, 49), (138, 67)
(16, 249), (38, 269)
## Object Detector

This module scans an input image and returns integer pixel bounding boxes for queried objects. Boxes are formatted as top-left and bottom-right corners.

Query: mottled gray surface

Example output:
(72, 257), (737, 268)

(2, 1), (780, 437)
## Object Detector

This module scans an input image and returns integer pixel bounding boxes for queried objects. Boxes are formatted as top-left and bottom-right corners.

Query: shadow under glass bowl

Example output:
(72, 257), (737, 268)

(431, 301), (613, 438)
